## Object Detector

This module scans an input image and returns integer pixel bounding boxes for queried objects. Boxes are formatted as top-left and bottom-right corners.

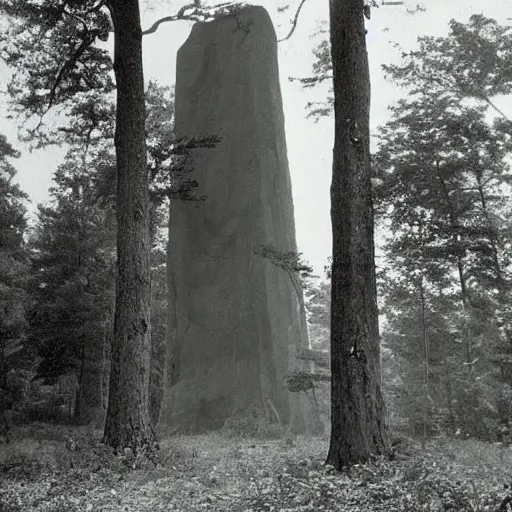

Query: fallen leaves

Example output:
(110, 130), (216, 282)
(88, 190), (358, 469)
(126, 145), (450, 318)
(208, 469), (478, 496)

(1, 427), (512, 511)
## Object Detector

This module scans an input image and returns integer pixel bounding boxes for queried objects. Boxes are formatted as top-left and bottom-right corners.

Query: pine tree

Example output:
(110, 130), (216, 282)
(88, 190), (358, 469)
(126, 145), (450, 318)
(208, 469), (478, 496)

(29, 157), (116, 422)
(373, 17), (512, 439)
(26, 80), (178, 426)
(326, 0), (389, 468)
(0, 0), (155, 451)
(0, 135), (30, 439)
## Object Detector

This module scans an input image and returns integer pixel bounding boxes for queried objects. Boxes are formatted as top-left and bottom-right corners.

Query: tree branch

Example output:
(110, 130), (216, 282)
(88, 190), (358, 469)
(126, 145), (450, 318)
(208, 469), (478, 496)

(278, 0), (309, 43)
(47, 7), (96, 109)
(296, 347), (330, 368)
(480, 95), (512, 123)
(63, 6), (89, 32)
(142, 14), (181, 35)
(289, 74), (333, 86)
(142, 2), (241, 36)
(396, 68), (512, 124)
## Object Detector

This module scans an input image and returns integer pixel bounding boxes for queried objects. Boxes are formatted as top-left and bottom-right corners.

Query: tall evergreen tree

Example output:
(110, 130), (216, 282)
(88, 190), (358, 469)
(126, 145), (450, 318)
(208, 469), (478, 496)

(383, 15), (512, 120)
(26, 79), (176, 426)
(29, 157), (116, 422)
(373, 16), (512, 440)
(0, 135), (29, 437)
(0, 0), (226, 450)
(0, 0), (155, 451)
(326, 0), (388, 468)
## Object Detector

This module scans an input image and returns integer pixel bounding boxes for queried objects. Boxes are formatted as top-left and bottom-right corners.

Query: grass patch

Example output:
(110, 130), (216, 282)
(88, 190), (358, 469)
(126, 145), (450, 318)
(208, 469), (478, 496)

(1, 425), (512, 511)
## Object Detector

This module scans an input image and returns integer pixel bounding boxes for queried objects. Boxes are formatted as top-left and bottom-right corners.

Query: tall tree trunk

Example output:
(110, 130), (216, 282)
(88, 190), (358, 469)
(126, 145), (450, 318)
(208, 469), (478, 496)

(475, 174), (504, 285)
(475, 175), (512, 354)
(326, 0), (388, 469)
(419, 277), (429, 449)
(0, 338), (6, 391)
(435, 164), (472, 366)
(100, 311), (111, 416)
(0, 338), (9, 440)
(103, 0), (155, 453)
(74, 340), (86, 422)
(444, 358), (456, 434)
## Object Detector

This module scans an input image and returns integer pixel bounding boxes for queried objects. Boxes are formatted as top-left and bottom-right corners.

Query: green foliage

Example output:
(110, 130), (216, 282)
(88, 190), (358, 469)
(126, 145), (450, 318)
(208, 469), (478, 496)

(375, 15), (512, 443)
(16, 397), (75, 426)
(0, 0), (113, 143)
(28, 162), (116, 392)
(0, 134), (30, 441)
(284, 369), (330, 393)
(2, 427), (512, 511)
(289, 34), (333, 120)
(383, 15), (512, 108)
(0, 451), (47, 481)
(0, 0), (220, 428)
(255, 245), (315, 282)
(295, 14), (512, 124)
(296, 273), (332, 425)
(0, 26), (214, 422)
(148, 240), (167, 426)
(16, 78), (183, 424)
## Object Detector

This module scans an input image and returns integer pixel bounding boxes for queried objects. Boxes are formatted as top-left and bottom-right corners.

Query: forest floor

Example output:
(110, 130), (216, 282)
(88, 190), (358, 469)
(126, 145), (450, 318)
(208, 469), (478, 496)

(1, 423), (512, 511)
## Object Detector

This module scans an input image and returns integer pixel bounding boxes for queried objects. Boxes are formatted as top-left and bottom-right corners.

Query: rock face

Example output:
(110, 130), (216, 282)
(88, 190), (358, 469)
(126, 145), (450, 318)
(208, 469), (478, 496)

(161, 5), (310, 432)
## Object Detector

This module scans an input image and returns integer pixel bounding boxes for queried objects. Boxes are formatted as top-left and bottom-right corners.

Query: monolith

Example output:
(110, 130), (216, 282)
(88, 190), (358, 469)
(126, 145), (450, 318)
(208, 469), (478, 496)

(161, 5), (311, 433)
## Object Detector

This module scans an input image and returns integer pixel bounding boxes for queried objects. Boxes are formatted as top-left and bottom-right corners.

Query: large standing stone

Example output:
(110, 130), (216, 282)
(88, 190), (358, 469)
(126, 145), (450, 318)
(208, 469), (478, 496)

(161, 5), (310, 432)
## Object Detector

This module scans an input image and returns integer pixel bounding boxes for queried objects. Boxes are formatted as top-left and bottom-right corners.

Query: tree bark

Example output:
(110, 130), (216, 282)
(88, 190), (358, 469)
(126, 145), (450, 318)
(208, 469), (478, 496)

(74, 340), (86, 422)
(326, 0), (389, 469)
(419, 277), (429, 449)
(444, 357), (456, 434)
(103, 0), (155, 453)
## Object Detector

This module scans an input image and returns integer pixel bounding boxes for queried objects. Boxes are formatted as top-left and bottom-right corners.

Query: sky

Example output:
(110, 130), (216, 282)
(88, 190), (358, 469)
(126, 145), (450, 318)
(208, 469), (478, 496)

(0, 0), (511, 274)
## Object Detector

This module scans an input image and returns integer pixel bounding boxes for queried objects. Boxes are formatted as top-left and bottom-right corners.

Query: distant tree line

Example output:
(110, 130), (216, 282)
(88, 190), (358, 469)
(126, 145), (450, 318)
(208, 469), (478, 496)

(295, 14), (512, 444)
(0, 82), (175, 433)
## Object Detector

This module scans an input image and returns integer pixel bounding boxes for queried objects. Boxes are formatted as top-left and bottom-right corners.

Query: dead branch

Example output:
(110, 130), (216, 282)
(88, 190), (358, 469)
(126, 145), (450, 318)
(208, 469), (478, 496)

(278, 0), (309, 43)
(142, 1), (241, 36)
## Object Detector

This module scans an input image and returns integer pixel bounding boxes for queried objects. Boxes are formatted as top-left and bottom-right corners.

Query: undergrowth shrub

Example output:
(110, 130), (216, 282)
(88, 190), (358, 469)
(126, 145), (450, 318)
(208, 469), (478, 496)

(0, 451), (46, 481)
(14, 422), (75, 442)
(159, 439), (198, 471)
(3, 426), (512, 512)
(231, 454), (509, 512)
(221, 407), (283, 439)
(16, 399), (72, 425)
(53, 434), (161, 473)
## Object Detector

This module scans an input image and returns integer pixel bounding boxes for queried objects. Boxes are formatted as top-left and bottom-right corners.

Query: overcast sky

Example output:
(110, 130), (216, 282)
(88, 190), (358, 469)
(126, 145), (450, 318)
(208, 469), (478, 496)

(0, 0), (510, 274)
